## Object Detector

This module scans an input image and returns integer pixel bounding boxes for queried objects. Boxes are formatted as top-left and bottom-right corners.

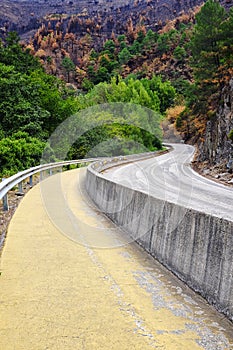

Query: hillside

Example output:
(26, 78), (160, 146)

(0, 0), (233, 182)
(25, 12), (195, 96)
(0, 0), (207, 38)
(1, 0), (232, 40)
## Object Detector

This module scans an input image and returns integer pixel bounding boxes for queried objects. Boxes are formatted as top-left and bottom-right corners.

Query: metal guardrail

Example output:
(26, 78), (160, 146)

(0, 147), (172, 212)
(0, 158), (101, 211)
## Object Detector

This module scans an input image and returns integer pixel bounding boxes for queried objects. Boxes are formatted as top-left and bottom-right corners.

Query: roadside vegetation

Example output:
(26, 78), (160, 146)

(0, 34), (175, 176)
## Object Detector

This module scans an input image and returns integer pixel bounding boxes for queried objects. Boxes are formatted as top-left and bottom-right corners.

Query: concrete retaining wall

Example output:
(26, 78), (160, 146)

(86, 162), (233, 321)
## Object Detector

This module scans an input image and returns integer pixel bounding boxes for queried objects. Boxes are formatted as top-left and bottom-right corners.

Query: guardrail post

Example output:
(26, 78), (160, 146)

(29, 175), (33, 187)
(3, 194), (8, 211)
(2, 178), (9, 211)
(40, 171), (43, 181)
(49, 169), (53, 176)
(18, 181), (23, 194)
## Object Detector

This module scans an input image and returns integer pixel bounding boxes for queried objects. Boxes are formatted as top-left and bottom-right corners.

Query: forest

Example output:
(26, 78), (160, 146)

(0, 0), (233, 176)
(0, 32), (177, 176)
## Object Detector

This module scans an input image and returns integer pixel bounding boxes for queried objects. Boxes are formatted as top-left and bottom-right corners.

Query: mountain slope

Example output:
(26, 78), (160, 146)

(0, 0), (206, 38)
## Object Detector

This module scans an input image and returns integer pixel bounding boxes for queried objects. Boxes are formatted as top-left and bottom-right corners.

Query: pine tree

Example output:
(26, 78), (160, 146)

(190, 0), (226, 85)
(61, 57), (75, 83)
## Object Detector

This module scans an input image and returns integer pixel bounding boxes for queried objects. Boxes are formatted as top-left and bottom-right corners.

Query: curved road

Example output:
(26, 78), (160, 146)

(0, 165), (233, 349)
(103, 144), (233, 222)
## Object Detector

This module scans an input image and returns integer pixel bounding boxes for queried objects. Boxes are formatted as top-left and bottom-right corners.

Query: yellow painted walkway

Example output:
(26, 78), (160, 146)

(0, 169), (232, 350)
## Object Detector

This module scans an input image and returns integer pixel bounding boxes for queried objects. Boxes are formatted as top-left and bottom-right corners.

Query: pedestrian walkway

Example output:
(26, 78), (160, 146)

(0, 169), (232, 350)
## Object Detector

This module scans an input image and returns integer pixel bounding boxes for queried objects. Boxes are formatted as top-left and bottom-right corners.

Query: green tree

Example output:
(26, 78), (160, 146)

(0, 132), (45, 176)
(120, 41), (127, 50)
(143, 29), (158, 50)
(87, 65), (96, 80)
(82, 78), (94, 91)
(129, 40), (142, 55)
(141, 76), (176, 114)
(76, 76), (175, 114)
(174, 46), (186, 62)
(0, 32), (80, 176)
(118, 48), (132, 65)
(0, 61), (77, 139)
(117, 35), (126, 43)
(137, 30), (145, 43)
(157, 33), (169, 54)
(0, 32), (41, 74)
(221, 8), (233, 66)
(90, 49), (98, 60)
(190, 0), (226, 85)
(62, 57), (76, 83)
(94, 67), (110, 84)
(103, 40), (116, 55)
(99, 55), (118, 73)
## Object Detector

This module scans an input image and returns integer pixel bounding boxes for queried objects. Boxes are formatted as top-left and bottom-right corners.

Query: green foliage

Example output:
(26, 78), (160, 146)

(71, 75), (175, 159)
(228, 129), (233, 143)
(118, 48), (132, 65)
(94, 67), (110, 84)
(174, 46), (186, 62)
(157, 33), (169, 54)
(76, 76), (173, 113)
(87, 65), (95, 80)
(171, 78), (193, 99)
(180, 32), (187, 46)
(117, 35), (126, 43)
(77, 75), (176, 116)
(81, 77), (94, 91)
(0, 63), (77, 139)
(142, 29), (158, 50)
(103, 40), (116, 54)
(0, 32), (41, 74)
(119, 41), (127, 50)
(0, 32), (79, 176)
(129, 40), (142, 55)
(141, 76), (176, 114)
(222, 8), (233, 48)
(61, 57), (75, 83)
(99, 55), (118, 73)
(175, 115), (183, 129)
(70, 123), (162, 159)
(136, 30), (145, 43)
(90, 49), (98, 60)
(0, 132), (45, 176)
(183, 0), (233, 134)
(85, 26), (190, 87)
(0, 28), (181, 176)
(190, 0), (227, 85)
(65, 101), (163, 160)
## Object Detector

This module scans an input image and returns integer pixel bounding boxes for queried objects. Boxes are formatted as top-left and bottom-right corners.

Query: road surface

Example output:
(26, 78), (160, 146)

(0, 167), (233, 349)
(103, 144), (233, 222)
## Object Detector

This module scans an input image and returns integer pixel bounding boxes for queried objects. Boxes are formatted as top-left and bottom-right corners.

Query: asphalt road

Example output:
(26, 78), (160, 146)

(103, 143), (233, 222)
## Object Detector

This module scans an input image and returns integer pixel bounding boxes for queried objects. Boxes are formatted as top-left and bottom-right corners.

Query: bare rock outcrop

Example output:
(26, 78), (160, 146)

(199, 79), (233, 166)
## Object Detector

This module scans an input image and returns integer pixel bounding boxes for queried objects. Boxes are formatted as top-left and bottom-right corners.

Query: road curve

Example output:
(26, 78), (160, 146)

(103, 143), (233, 222)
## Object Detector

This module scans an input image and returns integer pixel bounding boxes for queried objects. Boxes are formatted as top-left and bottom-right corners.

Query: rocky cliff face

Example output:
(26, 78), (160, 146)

(199, 80), (233, 166)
